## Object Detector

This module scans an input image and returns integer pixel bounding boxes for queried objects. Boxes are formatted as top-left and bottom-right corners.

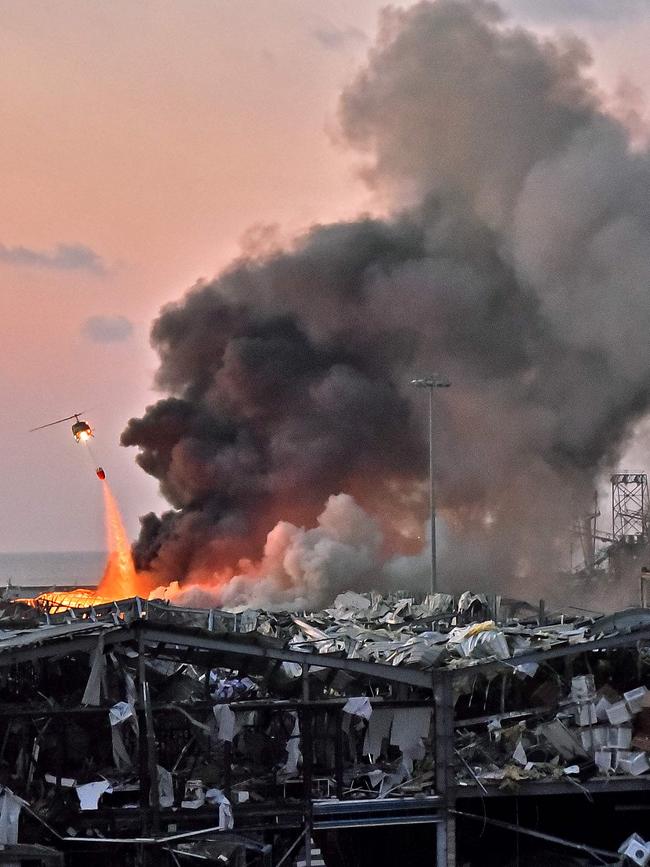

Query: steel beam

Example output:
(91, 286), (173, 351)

(0, 626), (128, 668)
(313, 816), (443, 829)
(455, 625), (650, 679)
(140, 624), (434, 688)
(456, 775), (650, 798)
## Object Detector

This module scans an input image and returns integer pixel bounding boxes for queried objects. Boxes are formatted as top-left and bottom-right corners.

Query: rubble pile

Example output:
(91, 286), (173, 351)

(253, 590), (650, 790)
(0, 587), (647, 864)
(456, 672), (650, 789)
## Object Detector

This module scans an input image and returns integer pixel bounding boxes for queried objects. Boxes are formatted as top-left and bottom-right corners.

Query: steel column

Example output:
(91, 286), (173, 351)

(434, 670), (456, 867)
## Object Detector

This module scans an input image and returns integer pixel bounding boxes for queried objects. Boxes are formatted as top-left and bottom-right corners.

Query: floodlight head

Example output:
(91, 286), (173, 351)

(411, 375), (451, 389)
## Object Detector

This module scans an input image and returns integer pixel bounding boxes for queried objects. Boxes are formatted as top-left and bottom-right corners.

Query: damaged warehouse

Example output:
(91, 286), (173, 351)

(0, 591), (648, 865)
(8, 0), (650, 865)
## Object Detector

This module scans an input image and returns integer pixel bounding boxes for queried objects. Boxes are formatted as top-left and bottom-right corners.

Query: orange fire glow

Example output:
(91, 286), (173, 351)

(23, 481), (153, 614)
(97, 481), (148, 599)
(31, 588), (111, 613)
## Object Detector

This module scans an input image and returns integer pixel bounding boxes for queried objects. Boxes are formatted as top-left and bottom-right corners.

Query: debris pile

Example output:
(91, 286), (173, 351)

(250, 590), (650, 790)
(0, 587), (647, 863)
(456, 671), (650, 790)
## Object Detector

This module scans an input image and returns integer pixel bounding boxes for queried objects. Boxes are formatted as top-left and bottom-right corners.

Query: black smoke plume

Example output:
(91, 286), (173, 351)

(122, 0), (650, 600)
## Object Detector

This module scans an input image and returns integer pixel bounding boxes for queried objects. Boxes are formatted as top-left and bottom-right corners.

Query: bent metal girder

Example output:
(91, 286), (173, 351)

(0, 619), (434, 688)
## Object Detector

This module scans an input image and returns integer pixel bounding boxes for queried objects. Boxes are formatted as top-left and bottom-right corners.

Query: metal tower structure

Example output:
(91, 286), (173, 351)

(575, 491), (600, 572)
(611, 473), (650, 543)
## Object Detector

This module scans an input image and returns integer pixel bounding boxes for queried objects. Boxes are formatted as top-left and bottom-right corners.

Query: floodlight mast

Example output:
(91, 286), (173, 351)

(411, 376), (451, 596)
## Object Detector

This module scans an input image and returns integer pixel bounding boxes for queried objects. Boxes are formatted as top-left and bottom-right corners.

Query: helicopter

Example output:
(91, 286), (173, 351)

(30, 413), (93, 443)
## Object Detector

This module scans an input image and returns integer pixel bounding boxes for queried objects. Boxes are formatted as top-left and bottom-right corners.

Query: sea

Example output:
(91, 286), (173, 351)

(0, 551), (104, 587)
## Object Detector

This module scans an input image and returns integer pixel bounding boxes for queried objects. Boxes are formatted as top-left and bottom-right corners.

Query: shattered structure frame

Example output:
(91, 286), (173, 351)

(0, 595), (648, 865)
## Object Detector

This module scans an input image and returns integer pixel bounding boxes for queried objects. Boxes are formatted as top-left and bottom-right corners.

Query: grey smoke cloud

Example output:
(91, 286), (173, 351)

(338, 0), (598, 225)
(151, 494), (386, 610)
(82, 315), (134, 343)
(0, 241), (105, 274)
(505, 0), (648, 24)
(312, 24), (366, 51)
(123, 0), (650, 600)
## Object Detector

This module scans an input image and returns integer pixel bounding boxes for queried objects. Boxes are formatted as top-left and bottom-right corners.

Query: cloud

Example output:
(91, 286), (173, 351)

(82, 315), (134, 343)
(505, 0), (648, 23)
(312, 24), (366, 50)
(0, 242), (106, 274)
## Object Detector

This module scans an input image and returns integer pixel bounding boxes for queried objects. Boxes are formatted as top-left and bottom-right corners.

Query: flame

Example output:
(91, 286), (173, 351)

(21, 481), (152, 614)
(30, 589), (111, 613)
(97, 481), (147, 599)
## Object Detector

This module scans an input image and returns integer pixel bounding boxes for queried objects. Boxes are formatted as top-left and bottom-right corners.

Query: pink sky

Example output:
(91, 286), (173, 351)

(1, 0), (649, 552)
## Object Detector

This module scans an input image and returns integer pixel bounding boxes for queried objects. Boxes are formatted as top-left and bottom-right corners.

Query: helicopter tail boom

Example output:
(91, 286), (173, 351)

(29, 413), (85, 433)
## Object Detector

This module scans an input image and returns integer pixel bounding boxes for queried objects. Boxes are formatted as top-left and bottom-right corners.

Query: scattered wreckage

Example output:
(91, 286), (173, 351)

(0, 588), (648, 865)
